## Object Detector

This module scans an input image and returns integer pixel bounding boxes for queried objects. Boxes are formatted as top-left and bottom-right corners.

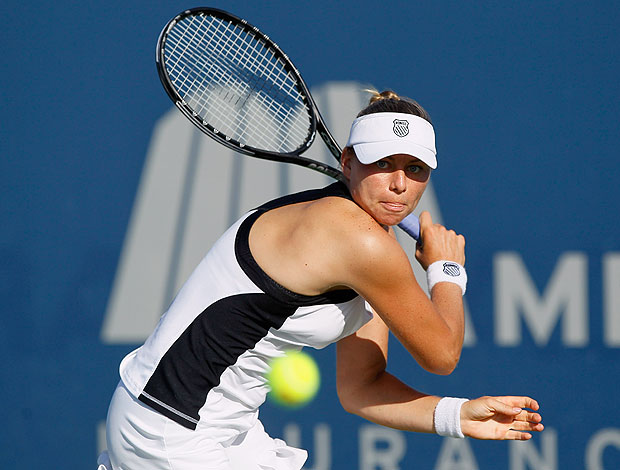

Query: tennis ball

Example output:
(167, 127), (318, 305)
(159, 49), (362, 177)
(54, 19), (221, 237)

(267, 351), (320, 408)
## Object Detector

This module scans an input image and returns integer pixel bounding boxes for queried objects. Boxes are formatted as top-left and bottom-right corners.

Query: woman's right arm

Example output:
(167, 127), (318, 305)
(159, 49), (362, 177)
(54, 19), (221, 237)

(254, 196), (467, 375)
(331, 208), (466, 375)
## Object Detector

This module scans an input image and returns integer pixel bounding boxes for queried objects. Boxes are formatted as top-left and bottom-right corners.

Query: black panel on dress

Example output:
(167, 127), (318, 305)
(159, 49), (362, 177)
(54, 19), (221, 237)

(140, 293), (295, 430)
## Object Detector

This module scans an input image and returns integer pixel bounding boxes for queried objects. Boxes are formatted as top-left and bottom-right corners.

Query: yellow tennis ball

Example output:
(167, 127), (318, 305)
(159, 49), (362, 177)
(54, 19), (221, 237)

(267, 351), (320, 408)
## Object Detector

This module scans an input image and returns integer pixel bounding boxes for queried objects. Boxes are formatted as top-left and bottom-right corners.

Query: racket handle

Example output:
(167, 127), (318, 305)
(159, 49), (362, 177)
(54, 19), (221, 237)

(397, 214), (420, 241)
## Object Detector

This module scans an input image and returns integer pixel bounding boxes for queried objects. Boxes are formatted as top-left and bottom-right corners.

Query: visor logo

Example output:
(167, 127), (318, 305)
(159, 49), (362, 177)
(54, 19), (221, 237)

(393, 119), (409, 137)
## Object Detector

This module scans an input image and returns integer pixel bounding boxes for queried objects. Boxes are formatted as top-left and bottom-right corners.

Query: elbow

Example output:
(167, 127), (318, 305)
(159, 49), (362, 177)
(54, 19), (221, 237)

(420, 348), (461, 376)
(428, 357), (459, 375)
(424, 330), (464, 375)
(336, 385), (360, 415)
(339, 397), (358, 415)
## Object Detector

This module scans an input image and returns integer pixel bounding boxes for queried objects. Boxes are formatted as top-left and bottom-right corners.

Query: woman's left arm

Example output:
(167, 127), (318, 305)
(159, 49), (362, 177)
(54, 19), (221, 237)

(337, 311), (544, 438)
(336, 311), (440, 433)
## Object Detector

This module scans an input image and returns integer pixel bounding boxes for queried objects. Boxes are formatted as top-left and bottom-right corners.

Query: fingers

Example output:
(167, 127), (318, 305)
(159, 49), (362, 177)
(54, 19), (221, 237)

(495, 396), (540, 412)
(415, 211), (466, 268)
(418, 211), (433, 236)
(502, 420), (545, 441)
(419, 210), (433, 224)
(489, 397), (543, 427)
(504, 430), (534, 440)
(511, 420), (545, 433)
(492, 396), (544, 440)
(486, 397), (522, 417)
(515, 409), (543, 425)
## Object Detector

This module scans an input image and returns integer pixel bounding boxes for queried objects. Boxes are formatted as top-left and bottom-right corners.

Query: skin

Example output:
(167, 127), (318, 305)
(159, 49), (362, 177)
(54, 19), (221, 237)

(249, 147), (543, 440)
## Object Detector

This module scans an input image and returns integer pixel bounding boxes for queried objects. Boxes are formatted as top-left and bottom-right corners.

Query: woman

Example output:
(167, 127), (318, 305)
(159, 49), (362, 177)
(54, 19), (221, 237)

(100, 90), (543, 470)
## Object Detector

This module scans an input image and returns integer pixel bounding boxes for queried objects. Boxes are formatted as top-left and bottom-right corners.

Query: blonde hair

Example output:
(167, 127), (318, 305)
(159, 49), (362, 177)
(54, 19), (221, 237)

(358, 88), (432, 123)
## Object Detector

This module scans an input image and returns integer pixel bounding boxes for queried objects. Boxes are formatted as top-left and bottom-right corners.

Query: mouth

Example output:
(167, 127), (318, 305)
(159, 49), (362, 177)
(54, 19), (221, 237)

(380, 201), (408, 213)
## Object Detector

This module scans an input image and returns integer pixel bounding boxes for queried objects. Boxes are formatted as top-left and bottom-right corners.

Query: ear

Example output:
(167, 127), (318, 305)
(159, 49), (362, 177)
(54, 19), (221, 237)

(341, 147), (354, 179)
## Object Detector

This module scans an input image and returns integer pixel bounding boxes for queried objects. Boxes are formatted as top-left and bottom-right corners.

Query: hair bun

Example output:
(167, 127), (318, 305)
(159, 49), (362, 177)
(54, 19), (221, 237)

(357, 88), (431, 123)
(366, 89), (401, 105)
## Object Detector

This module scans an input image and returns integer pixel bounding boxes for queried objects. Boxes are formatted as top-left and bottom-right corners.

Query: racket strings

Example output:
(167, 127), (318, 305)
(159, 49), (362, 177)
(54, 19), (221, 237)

(169, 18), (254, 120)
(163, 13), (312, 153)
(200, 19), (301, 134)
(203, 18), (304, 118)
(173, 18), (305, 151)
(202, 18), (311, 148)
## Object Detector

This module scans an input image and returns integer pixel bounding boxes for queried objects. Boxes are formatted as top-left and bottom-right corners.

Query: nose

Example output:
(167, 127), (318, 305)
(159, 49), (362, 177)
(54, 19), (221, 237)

(389, 169), (407, 193)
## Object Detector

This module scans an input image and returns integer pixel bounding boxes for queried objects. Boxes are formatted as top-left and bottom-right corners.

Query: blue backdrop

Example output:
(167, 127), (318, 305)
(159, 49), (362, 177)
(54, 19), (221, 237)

(2, 1), (619, 469)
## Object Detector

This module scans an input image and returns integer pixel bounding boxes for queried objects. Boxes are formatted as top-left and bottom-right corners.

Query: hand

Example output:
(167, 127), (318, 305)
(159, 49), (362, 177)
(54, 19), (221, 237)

(460, 396), (544, 440)
(415, 211), (465, 270)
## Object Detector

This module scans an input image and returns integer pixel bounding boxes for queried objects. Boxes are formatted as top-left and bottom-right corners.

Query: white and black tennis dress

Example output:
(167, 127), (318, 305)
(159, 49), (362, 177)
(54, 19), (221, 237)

(107, 182), (373, 470)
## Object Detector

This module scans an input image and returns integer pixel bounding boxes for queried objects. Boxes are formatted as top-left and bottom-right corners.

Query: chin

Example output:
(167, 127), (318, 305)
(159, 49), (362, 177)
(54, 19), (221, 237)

(376, 213), (408, 227)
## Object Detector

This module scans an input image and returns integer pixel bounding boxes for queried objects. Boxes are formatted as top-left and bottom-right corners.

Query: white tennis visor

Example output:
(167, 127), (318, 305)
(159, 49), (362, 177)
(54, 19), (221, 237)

(345, 112), (437, 169)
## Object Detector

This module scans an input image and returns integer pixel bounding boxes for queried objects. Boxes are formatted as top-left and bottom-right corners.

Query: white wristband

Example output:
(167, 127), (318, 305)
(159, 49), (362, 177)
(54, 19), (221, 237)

(426, 260), (467, 295)
(434, 397), (469, 438)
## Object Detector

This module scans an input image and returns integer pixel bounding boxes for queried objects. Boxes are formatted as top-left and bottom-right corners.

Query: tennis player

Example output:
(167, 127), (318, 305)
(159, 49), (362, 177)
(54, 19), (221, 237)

(99, 90), (543, 470)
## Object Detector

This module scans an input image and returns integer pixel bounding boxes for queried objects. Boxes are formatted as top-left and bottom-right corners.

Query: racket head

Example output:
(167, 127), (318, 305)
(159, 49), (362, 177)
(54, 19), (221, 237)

(156, 7), (318, 161)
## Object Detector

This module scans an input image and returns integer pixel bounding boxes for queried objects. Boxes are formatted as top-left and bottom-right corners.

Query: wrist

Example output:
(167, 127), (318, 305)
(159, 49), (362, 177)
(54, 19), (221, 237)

(426, 260), (467, 295)
(434, 397), (469, 438)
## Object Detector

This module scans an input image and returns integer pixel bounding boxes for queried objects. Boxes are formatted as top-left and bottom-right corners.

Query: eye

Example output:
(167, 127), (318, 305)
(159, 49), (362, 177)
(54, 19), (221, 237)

(376, 160), (389, 169)
(407, 165), (422, 174)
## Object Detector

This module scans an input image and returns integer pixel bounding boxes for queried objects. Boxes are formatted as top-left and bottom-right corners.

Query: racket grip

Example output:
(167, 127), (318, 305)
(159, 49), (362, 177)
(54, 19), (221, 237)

(397, 214), (420, 241)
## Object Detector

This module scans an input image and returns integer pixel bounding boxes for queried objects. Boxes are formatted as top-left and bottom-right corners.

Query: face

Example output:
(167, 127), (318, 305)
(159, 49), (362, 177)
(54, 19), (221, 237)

(341, 149), (431, 227)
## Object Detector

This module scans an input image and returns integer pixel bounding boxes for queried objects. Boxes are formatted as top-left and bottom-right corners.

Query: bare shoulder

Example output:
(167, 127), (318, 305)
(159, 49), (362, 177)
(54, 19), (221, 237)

(307, 196), (390, 247)
(307, 196), (412, 288)
(250, 193), (414, 296)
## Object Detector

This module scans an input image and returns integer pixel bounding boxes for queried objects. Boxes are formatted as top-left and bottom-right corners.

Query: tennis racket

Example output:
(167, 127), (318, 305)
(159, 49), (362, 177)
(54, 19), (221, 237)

(155, 7), (420, 240)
